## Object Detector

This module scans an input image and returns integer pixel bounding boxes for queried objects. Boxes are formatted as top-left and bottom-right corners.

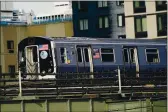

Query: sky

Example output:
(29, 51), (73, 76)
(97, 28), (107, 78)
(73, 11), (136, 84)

(13, 2), (57, 15)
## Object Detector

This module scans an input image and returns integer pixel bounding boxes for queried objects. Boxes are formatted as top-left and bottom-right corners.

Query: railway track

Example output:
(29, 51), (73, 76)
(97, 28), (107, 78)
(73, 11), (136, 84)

(0, 72), (167, 99)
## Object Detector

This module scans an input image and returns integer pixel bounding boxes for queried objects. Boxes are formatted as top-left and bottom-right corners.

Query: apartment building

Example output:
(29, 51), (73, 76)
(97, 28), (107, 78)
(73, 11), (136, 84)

(72, 1), (126, 38)
(124, 0), (167, 39)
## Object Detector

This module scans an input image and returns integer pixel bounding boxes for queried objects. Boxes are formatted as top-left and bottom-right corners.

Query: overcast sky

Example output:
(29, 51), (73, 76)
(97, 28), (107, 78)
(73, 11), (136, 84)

(13, 2), (56, 14)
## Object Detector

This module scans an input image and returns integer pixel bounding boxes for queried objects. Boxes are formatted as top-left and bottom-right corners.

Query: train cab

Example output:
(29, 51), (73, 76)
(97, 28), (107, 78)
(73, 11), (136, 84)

(18, 36), (56, 79)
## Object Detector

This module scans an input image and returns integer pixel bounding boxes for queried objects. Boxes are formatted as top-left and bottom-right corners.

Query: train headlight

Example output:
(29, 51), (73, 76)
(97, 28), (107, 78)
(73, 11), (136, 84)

(42, 70), (46, 74)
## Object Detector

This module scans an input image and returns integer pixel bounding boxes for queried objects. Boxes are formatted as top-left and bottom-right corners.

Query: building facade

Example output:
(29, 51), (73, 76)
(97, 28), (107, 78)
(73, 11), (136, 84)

(72, 1), (126, 38)
(33, 2), (72, 24)
(124, 0), (167, 39)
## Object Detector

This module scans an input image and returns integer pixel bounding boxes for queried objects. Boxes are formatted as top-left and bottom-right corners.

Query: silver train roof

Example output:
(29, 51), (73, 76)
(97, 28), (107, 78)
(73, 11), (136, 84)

(29, 36), (167, 45)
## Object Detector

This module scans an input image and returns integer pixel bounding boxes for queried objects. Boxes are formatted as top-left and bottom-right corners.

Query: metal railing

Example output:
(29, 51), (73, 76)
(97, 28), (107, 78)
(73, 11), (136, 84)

(0, 68), (167, 99)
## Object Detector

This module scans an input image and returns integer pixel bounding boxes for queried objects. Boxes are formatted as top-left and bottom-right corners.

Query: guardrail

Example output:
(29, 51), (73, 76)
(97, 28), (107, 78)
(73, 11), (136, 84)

(0, 68), (167, 99)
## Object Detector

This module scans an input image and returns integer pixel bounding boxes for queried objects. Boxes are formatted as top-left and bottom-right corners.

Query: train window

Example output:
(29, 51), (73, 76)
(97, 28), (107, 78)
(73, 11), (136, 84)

(84, 48), (89, 62)
(77, 48), (82, 62)
(33, 47), (38, 62)
(146, 48), (159, 63)
(101, 48), (115, 62)
(60, 47), (67, 63)
(130, 49), (135, 63)
(123, 49), (129, 62)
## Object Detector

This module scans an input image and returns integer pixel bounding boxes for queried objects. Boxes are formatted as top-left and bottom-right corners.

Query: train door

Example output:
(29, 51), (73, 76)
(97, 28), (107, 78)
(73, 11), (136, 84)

(122, 46), (139, 77)
(25, 45), (40, 77)
(76, 46), (93, 78)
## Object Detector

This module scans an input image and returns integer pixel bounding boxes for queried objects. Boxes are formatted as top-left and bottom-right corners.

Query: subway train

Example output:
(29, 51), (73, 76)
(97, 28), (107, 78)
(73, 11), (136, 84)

(18, 36), (167, 79)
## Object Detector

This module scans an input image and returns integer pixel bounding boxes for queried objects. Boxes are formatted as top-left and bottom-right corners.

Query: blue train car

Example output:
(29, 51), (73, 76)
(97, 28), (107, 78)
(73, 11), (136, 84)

(18, 36), (167, 79)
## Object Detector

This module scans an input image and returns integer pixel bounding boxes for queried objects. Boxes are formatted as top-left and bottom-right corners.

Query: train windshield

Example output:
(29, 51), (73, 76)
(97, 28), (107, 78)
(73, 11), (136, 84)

(25, 45), (39, 74)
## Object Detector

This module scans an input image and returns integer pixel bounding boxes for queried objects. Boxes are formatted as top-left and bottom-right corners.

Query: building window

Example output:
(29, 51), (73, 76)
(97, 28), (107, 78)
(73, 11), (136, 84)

(60, 47), (67, 63)
(133, 1), (146, 13)
(78, 1), (88, 11)
(146, 49), (159, 63)
(117, 14), (125, 27)
(79, 19), (88, 30)
(98, 16), (109, 28)
(101, 48), (115, 62)
(157, 13), (167, 36)
(116, 1), (124, 6)
(98, 1), (108, 7)
(118, 35), (126, 39)
(156, 1), (167, 11)
(8, 65), (15, 78)
(134, 16), (147, 38)
(7, 40), (14, 53)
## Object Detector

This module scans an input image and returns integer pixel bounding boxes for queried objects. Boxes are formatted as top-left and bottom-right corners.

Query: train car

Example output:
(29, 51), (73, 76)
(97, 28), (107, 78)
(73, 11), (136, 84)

(18, 36), (167, 79)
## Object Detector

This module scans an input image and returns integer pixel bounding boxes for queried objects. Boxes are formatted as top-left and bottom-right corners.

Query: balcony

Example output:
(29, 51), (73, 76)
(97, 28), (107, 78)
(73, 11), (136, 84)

(32, 17), (72, 25)
(0, 16), (27, 25)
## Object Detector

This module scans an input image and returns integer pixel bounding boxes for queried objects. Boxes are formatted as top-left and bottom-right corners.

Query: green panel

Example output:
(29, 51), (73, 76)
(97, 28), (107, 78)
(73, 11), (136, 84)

(126, 101), (143, 112)
(153, 100), (167, 112)
(71, 101), (90, 112)
(1, 103), (21, 112)
(24, 102), (45, 112)
(108, 102), (125, 112)
(141, 101), (147, 112)
(93, 100), (106, 112)
(48, 101), (67, 112)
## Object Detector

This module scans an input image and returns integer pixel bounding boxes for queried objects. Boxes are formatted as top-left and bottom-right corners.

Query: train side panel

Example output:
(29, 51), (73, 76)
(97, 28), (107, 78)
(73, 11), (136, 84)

(138, 45), (167, 77)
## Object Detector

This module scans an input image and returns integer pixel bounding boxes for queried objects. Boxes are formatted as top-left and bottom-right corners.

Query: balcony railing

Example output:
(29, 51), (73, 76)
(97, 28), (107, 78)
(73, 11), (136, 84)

(32, 17), (72, 24)
(0, 16), (73, 25)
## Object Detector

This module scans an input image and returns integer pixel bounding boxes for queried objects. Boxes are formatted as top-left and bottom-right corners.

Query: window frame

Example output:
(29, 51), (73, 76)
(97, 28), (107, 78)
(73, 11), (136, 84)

(7, 40), (14, 53)
(98, 16), (109, 29)
(129, 48), (135, 63)
(79, 19), (88, 30)
(100, 48), (116, 63)
(8, 65), (15, 73)
(60, 47), (68, 64)
(118, 35), (126, 39)
(156, 1), (167, 11)
(117, 14), (125, 27)
(98, 1), (108, 8)
(84, 48), (89, 62)
(145, 48), (160, 63)
(116, 1), (124, 6)
(134, 16), (148, 38)
(78, 1), (88, 11)
(8, 65), (15, 78)
(156, 13), (167, 36)
(77, 47), (83, 63)
(123, 48), (130, 63)
(133, 1), (146, 13)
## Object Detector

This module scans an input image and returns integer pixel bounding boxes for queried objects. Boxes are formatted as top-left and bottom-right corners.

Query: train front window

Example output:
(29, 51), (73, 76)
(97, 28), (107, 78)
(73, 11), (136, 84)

(60, 47), (67, 63)
(101, 48), (115, 62)
(146, 48), (159, 63)
(33, 47), (38, 62)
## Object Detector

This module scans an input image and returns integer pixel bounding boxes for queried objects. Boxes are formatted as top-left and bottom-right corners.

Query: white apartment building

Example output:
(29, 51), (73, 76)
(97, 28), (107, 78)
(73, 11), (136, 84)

(33, 2), (72, 23)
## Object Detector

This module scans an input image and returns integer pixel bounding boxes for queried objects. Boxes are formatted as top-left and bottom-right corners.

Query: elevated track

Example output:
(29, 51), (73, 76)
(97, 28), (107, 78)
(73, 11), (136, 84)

(0, 71), (167, 100)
